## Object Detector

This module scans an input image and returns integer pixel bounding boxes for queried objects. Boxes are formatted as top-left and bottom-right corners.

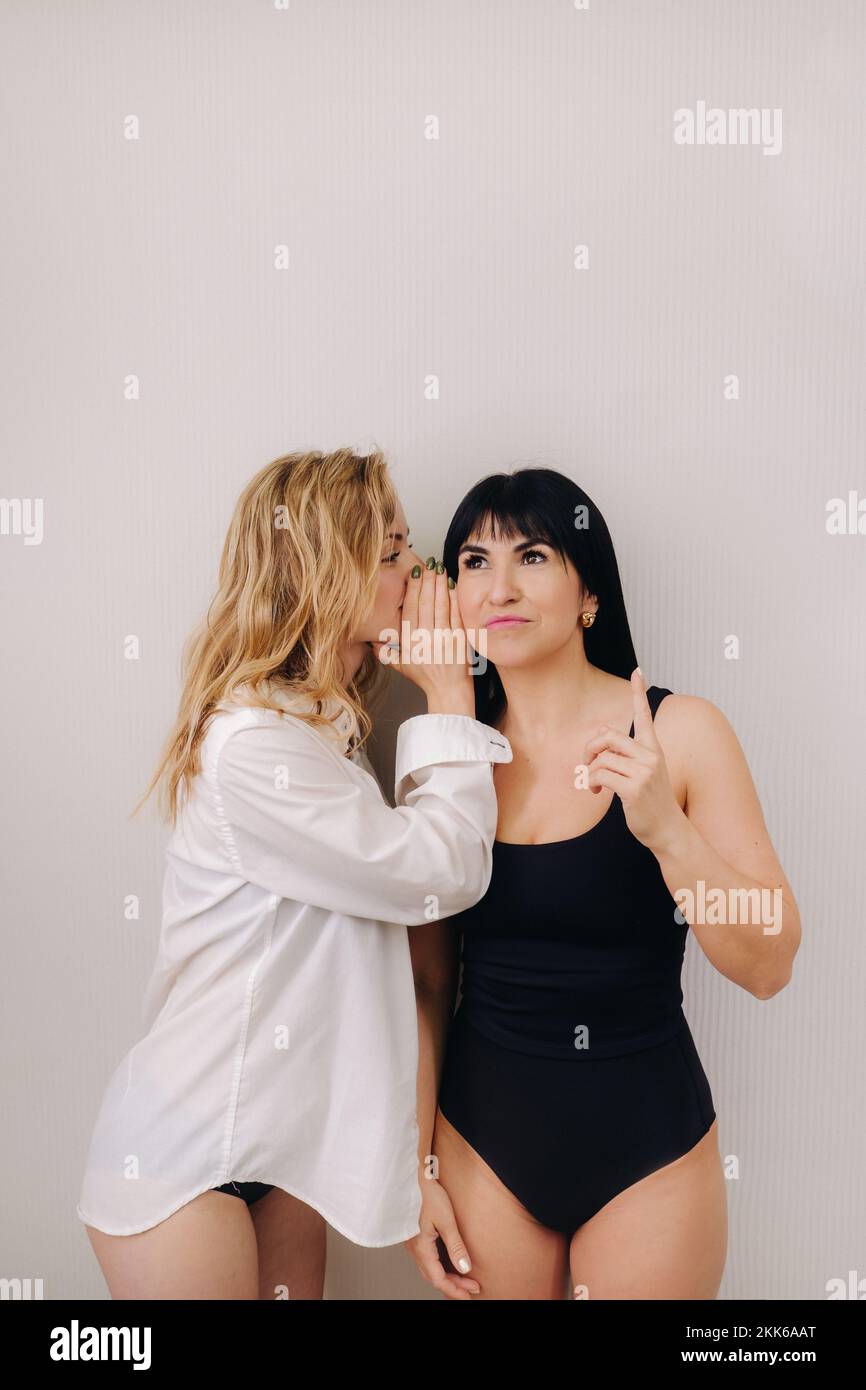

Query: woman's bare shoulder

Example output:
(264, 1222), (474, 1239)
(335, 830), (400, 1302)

(655, 692), (737, 742)
(653, 692), (749, 792)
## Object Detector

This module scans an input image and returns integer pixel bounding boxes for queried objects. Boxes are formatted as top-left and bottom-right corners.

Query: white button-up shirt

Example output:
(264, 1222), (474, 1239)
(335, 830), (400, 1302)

(75, 680), (512, 1245)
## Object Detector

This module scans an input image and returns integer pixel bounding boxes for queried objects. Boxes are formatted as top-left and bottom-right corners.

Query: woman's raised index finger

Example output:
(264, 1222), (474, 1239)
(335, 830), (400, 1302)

(631, 666), (656, 743)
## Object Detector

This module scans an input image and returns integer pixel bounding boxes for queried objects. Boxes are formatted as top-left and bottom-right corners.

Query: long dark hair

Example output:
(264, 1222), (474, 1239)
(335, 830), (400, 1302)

(442, 467), (639, 728)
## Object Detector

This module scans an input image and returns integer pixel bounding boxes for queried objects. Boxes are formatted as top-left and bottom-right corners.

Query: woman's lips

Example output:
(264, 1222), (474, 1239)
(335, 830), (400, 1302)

(486, 618), (528, 628)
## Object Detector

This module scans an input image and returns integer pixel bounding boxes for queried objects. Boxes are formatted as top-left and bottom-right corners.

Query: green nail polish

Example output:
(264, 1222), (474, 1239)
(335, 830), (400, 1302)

(436, 561), (445, 574)
(426, 556), (436, 569)
(447, 576), (455, 589)
(411, 564), (421, 578)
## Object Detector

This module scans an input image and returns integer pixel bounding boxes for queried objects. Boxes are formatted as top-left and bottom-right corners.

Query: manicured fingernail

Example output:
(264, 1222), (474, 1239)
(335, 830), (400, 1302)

(447, 576), (455, 589)
(436, 561), (445, 574)
(458, 1257), (470, 1272)
(411, 564), (421, 578)
(426, 556), (436, 569)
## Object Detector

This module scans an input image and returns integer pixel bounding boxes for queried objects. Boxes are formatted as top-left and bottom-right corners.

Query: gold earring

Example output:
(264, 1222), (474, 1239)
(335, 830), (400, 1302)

(579, 611), (596, 628)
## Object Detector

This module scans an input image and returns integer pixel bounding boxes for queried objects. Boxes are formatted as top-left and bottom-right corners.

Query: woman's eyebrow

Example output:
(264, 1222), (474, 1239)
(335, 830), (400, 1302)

(457, 537), (549, 556)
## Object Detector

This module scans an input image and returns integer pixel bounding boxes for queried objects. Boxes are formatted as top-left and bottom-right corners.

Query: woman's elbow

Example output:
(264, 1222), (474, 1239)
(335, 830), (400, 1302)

(404, 841), (492, 925)
(752, 939), (800, 999)
(752, 900), (802, 998)
(752, 971), (791, 1000)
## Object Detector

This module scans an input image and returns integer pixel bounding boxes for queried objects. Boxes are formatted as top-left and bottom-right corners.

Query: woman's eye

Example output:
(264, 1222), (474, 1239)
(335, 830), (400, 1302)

(382, 539), (413, 563)
(461, 549), (546, 569)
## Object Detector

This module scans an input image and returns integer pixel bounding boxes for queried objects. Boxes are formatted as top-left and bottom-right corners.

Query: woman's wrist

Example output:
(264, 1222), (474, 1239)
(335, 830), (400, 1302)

(425, 694), (477, 719)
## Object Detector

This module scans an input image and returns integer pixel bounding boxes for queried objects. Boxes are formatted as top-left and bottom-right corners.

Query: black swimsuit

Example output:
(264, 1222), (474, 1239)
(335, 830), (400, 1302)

(437, 685), (716, 1235)
(212, 1179), (274, 1205)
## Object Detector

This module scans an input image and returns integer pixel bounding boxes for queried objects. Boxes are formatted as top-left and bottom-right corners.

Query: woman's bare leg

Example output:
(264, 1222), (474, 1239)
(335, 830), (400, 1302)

(250, 1187), (327, 1300)
(84, 1190), (260, 1300)
(433, 1106), (568, 1299)
(568, 1119), (728, 1300)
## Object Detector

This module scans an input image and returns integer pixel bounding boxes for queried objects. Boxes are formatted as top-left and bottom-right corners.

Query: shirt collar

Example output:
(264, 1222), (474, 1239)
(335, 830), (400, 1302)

(249, 678), (359, 757)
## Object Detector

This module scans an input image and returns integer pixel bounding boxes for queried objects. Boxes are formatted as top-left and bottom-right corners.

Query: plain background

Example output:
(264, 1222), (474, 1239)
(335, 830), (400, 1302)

(1, 0), (863, 1300)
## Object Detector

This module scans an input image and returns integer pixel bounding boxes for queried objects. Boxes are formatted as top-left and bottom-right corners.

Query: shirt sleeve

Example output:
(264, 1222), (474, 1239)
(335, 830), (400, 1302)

(213, 713), (512, 926)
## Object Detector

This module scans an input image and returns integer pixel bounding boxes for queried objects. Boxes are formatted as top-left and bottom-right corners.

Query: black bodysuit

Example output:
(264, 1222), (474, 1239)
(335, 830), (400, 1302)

(437, 685), (716, 1235)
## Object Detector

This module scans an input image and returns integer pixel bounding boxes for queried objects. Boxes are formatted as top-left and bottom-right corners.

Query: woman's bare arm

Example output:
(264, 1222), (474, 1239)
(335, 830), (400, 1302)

(651, 695), (802, 997)
(405, 919), (480, 1297)
(409, 919), (460, 1173)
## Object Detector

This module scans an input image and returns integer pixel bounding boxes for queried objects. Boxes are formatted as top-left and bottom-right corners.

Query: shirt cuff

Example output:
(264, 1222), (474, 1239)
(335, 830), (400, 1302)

(394, 713), (512, 803)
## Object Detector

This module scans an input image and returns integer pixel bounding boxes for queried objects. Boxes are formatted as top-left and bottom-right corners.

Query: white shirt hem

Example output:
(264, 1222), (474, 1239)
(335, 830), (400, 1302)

(75, 1182), (421, 1250)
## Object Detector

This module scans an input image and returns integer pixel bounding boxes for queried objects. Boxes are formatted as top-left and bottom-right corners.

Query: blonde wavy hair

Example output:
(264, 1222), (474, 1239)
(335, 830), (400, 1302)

(134, 447), (396, 826)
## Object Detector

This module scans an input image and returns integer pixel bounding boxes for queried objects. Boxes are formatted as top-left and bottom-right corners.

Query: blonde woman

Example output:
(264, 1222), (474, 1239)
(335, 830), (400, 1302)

(76, 448), (512, 1299)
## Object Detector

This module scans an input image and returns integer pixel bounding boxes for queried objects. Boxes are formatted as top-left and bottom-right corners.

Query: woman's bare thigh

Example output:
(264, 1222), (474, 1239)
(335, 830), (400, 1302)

(250, 1186), (326, 1300)
(84, 1190), (260, 1300)
(433, 1106), (568, 1300)
(568, 1119), (727, 1300)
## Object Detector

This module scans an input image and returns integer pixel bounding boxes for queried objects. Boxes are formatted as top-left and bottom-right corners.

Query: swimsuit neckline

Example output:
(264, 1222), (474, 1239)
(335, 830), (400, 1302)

(494, 716), (636, 851)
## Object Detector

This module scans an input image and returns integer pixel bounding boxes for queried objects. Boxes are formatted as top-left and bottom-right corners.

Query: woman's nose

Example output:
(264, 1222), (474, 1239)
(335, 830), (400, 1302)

(486, 568), (522, 603)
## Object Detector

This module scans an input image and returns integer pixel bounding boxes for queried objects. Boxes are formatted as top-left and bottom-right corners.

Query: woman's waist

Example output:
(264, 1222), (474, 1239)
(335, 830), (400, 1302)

(456, 962), (686, 1058)
(459, 948), (685, 995)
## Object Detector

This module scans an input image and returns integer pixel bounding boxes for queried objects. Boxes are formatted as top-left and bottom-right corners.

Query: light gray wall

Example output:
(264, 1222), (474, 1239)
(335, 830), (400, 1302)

(2, 0), (863, 1301)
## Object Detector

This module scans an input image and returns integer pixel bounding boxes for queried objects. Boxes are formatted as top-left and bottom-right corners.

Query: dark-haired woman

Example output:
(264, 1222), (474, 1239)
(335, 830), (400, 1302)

(406, 467), (800, 1301)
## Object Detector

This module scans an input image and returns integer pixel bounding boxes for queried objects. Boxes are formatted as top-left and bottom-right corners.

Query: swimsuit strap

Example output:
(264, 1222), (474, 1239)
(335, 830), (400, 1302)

(627, 684), (672, 739)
